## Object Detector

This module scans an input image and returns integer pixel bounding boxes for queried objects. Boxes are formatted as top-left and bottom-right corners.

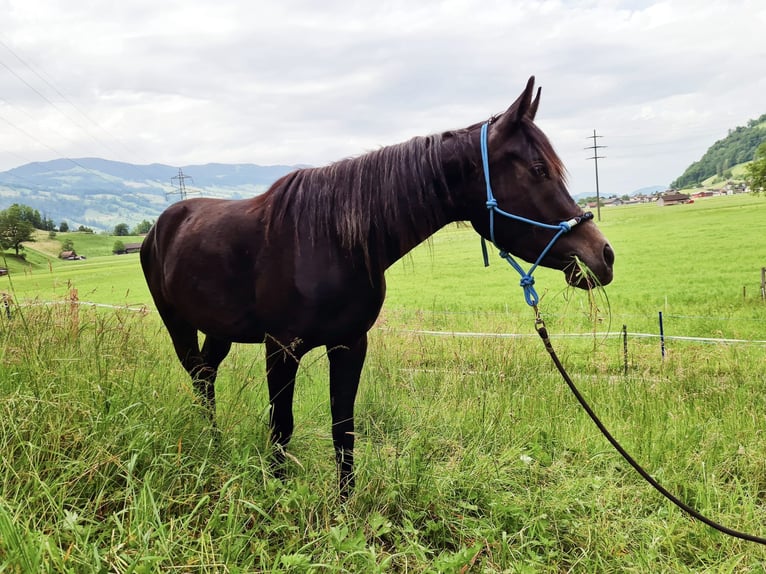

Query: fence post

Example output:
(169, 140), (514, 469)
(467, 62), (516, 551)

(659, 311), (666, 359)
(68, 288), (79, 336)
(761, 267), (765, 300)
(1, 292), (9, 320)
(622, 324), (628, 375)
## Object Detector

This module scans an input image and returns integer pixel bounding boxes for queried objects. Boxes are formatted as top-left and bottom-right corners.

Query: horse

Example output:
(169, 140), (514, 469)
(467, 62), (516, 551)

(140, 76), (615, 497)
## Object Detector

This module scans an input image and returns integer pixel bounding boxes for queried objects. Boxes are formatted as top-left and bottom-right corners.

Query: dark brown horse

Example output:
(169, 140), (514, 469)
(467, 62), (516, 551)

(140, 77), (614, 496)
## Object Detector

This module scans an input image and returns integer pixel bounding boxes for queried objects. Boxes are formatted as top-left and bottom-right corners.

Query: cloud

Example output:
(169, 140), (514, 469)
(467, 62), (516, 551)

(0, 0), (765, 197)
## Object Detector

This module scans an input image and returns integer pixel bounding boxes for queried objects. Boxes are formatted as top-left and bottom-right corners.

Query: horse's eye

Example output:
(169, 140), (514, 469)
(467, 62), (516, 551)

(531, 163), (549, 179)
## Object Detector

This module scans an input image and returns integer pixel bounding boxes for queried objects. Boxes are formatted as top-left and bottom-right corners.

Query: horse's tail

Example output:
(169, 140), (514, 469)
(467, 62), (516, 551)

(139, 221), (157, 278)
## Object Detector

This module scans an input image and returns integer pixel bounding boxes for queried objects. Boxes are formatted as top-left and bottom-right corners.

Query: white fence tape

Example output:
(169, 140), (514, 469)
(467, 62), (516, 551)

(384, 328), (766, 345)
(8, 300), (766, 345)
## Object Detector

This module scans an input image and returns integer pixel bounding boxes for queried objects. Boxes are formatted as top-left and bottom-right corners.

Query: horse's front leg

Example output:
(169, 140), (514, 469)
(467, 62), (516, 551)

(265, 337), (301, 477)
(327, 334), (367, 499)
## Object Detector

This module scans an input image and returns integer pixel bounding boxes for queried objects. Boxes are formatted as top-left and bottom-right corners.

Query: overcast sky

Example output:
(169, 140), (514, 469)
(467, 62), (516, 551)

(1, 0), (764, 196)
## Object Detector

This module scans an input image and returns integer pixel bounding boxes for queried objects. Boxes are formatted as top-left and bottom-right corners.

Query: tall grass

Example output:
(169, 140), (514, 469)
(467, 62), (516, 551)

(2, 298), (766, 571)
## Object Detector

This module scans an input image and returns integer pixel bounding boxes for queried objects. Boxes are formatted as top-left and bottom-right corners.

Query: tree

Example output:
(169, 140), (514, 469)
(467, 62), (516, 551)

(132, 219), (153, 234)
(112, 240), (125, 254)
(745, 142), (766, 194)
(59, 221), (69, 232)
(40, 215), (55, 232)
(0, 204), (36, 255)
(114, 223), (130, 236)
(13, 204), (41, 229)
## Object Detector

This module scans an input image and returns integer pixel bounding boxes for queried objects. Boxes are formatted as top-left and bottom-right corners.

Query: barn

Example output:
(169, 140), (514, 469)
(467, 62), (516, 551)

(658, 192), (691, 207)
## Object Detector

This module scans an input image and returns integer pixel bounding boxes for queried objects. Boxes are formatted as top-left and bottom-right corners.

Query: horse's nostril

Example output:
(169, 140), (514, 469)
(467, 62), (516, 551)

(603, 243), (615, 267)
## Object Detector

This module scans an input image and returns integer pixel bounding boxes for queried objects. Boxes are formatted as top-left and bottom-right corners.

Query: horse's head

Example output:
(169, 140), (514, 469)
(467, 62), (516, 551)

(468, 77), (614, 289)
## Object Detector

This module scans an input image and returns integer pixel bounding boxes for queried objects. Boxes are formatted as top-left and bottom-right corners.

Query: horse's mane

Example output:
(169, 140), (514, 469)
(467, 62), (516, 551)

(261, 114), (565, 270)
(262, 133), (459, 270)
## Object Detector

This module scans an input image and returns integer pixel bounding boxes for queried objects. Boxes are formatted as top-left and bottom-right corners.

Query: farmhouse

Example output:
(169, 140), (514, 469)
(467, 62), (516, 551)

(658, 192), (691, 207)
(114, 242), (143, 255)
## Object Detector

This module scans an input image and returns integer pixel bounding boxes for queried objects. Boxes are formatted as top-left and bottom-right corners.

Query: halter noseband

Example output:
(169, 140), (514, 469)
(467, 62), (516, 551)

(479, 121), (594, 306)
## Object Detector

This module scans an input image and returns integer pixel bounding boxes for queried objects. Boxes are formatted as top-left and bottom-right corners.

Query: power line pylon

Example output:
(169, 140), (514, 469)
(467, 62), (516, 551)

(585, 130), (606, 221)
(167, 168), (194, 201)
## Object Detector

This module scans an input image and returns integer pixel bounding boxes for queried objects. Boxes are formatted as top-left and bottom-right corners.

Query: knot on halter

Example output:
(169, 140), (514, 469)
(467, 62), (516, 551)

(519, 274), (539, 306)
(519, 275), (535, 288)
(486, 198), (498, 210)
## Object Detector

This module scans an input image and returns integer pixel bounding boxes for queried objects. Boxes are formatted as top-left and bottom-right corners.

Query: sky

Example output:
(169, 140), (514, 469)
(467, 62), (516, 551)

(1, 0), (765, 197)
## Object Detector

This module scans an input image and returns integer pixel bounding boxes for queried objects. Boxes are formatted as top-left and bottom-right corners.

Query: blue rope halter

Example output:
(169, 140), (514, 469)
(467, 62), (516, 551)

(479, 121), (594, 306)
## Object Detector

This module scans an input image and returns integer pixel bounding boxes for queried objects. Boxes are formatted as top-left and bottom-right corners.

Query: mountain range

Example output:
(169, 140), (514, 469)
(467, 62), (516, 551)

(0, 158), (302, 230)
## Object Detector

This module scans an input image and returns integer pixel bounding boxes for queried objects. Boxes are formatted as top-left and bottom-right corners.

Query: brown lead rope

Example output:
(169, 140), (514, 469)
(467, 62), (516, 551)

(532, 305), (766, 545)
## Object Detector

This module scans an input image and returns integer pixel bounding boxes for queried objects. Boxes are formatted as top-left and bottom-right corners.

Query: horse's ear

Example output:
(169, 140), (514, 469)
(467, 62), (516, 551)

(492, 76), (536, 136)
(528, 87), (541, 121)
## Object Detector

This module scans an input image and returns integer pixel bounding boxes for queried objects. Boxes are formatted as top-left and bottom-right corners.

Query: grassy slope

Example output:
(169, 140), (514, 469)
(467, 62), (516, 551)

(28, 230), (146, 259)
(1, 231), (147, 304)
(1, 194), (766, 571)
(680, 161), (752, 190)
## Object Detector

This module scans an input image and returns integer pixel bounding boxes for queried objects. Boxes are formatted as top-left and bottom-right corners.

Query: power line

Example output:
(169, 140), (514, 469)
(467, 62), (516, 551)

(0, 57), (119, 159)
(0, 38), (131, 156)
(0, 94), (96, 156)
(585, 130), (606, 221)
(0, 37), (160, 182)
(0, 112), (97, 175)
(0, 109), (166, 212)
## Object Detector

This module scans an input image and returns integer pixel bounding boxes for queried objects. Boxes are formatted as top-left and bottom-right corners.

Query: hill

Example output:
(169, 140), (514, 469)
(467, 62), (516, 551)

(671, 113), (766, 189)
(0, 158), (302, 231)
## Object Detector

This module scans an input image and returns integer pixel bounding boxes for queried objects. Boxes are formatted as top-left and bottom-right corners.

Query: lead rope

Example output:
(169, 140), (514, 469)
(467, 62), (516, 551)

(478, 119), (766, 544)
(531, 305), (766, 544)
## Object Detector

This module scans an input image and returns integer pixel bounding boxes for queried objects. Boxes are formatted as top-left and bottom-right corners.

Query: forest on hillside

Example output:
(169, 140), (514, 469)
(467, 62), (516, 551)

(671, 113), (766, 189)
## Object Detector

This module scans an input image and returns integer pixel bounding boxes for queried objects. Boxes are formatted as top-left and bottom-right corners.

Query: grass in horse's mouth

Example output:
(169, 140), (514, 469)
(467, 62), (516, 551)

(567, 256), (612, 338)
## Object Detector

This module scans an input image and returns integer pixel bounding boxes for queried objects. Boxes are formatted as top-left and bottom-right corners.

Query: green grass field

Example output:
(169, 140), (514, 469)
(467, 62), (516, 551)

(1, 194), (766, 572)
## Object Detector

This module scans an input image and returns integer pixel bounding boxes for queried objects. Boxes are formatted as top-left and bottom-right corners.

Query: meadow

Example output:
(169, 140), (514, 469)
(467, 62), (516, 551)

(1, 194), (766, 572)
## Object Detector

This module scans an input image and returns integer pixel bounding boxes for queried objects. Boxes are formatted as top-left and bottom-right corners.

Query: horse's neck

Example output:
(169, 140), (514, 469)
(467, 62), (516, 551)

(379, 144), (476, 269)
(380, 205), (451, 269)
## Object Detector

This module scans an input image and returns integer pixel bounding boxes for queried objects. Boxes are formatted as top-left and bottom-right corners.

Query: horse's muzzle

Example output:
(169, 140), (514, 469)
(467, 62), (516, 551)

(566, 241), (615, 289)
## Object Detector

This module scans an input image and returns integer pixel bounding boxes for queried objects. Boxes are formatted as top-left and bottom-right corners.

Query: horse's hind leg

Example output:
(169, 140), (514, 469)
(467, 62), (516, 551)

(198, 335), (232, 415)
(161, 312), (229, 423)
(265, 337), (302, 477)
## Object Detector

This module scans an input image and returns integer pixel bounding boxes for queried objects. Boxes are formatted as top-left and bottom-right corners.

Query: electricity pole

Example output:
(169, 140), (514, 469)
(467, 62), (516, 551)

(585, 130), (606, 221)
(167, 168), (194, 201)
